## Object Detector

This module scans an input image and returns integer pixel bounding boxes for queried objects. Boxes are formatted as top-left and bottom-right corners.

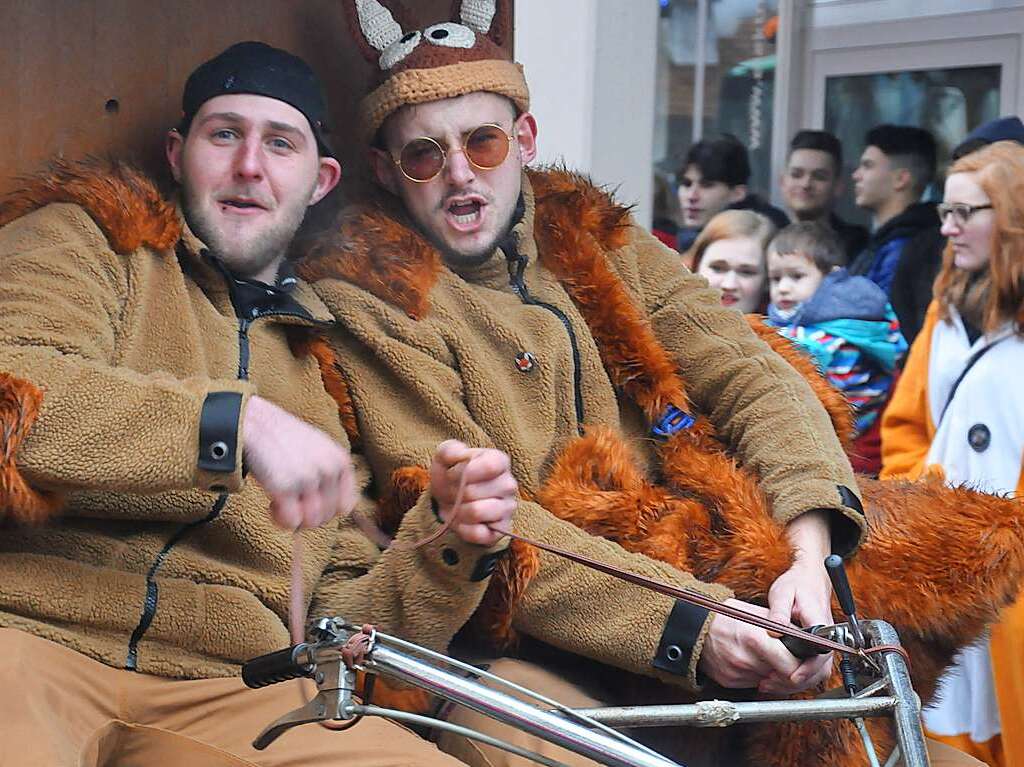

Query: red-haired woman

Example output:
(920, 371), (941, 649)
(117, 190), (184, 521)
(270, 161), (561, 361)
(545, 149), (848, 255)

(882, 140), (1024, 767)
(686, 209), (775, 313)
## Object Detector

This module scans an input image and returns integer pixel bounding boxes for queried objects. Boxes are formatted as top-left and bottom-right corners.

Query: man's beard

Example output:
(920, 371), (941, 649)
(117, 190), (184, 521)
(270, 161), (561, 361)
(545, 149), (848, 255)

(431, 218), (515, 268)
(412, 195), (520, 269)
(182, 186), (312, 282)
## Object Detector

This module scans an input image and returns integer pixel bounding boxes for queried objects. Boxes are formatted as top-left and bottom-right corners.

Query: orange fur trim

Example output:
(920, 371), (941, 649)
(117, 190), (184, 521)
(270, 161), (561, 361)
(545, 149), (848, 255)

(534, 426), (1024, 767)
(0, 373), (63, 524)
(746, 316), (856, 449)
(287, 332), (361, 448)
(296, 169), (633, 321)
(0, 158), (180, 254)
(378, 465), (431, 536)
(355, 671), (435, 713)
(467, 538), (541, 650)
(531, 170), (686, 419)
(528, 168), (633, 252)
(297, 202), (441, 320)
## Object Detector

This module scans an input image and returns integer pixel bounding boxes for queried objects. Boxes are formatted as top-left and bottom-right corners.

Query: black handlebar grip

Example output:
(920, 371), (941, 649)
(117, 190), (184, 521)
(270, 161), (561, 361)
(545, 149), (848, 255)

(241, 643), (314, 689)
(780, 625), (829, 659)
(825, 554), (857, 617)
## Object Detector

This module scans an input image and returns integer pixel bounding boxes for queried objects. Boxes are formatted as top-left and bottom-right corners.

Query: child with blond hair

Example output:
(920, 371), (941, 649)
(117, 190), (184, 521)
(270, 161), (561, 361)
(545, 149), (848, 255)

(766, 222), (907, 473)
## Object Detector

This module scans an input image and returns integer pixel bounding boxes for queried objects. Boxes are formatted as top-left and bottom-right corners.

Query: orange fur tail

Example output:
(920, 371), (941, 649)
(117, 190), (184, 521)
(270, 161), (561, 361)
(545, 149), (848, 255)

(0, 373), (62, 524)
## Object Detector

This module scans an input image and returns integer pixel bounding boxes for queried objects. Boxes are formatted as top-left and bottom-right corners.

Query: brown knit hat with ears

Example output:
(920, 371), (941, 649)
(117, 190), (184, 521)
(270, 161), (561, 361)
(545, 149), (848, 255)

(345, 0), (530, 142)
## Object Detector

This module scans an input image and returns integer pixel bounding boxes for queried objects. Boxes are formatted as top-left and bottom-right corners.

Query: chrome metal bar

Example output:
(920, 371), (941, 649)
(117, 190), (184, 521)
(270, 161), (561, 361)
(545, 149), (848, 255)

(868, 621), (929, 767)
(854, 717), (882, 767)
(355, 705), (571, 767)
(571, 697), (898, 727)
(365, 643), (681, 767)
(378, 632), (667, 761)
(882, 745), (902, 767)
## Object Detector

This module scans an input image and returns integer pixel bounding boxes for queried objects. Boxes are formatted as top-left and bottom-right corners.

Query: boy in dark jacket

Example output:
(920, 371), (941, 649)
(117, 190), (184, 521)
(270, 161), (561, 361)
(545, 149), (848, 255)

(767, 223), (907, 474)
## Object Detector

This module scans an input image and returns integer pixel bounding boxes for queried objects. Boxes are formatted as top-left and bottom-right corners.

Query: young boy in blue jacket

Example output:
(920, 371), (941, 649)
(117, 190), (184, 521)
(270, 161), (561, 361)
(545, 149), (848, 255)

(766, 222), (907, 474)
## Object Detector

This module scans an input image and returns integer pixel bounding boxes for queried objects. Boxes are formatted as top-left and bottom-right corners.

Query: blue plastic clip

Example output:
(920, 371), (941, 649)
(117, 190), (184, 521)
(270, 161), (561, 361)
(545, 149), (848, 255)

(652, 405), (695, 440)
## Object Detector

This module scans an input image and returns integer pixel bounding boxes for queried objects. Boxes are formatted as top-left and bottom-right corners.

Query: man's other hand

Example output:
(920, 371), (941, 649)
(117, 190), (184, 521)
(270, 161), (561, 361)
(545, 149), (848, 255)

(430, 440), (517, 546)
(698, 598), (833, 695)
(242, 395), (357, 529)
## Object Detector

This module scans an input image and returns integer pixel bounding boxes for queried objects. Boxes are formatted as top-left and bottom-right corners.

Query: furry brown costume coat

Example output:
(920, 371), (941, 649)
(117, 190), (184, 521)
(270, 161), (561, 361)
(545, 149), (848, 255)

(0, 160), (504, 682)
(299, 168), (1024, 767)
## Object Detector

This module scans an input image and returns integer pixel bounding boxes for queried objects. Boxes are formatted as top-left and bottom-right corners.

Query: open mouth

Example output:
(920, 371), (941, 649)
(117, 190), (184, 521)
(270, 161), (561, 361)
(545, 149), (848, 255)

(446, 197), (485, 230)
(219, 198), (267, 212)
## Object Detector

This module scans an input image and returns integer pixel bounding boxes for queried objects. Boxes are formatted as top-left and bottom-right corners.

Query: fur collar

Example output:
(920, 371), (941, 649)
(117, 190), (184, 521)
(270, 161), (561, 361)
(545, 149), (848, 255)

(296, 167), (634, 320)
(0, 158), (181, 255)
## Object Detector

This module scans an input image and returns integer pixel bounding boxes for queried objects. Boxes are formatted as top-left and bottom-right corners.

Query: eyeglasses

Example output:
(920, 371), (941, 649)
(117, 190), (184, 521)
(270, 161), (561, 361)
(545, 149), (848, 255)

(391, 124), (515, 183)
(937, 202), (993, 226)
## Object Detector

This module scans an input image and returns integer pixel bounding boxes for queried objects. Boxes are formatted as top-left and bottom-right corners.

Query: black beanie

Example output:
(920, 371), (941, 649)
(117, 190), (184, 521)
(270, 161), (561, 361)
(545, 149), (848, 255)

(180, 41), (334, 157)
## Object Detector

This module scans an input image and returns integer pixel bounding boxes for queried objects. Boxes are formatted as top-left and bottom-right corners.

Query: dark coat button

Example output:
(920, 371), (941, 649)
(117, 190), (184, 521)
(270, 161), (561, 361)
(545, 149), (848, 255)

(441, 547), (460, 566)
(665, 645), (683, 662)
(515, 351), (537, 373)
(968, 423), (991, 453)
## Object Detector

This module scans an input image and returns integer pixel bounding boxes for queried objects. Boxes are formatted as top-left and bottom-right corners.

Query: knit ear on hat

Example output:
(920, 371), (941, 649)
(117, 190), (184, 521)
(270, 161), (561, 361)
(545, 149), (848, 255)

(451, 0), (512, 49)
(344, 0), (413, 64)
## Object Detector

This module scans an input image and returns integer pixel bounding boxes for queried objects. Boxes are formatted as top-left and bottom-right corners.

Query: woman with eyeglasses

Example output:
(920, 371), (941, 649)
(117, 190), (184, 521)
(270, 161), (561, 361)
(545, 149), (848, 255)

(882, 140), (1024, 767)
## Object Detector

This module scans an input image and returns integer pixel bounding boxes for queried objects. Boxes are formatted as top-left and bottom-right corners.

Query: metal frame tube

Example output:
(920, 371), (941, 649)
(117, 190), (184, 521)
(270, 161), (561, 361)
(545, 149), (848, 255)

(365, 644), (680, 767)
(571, 696), (899, 728)
(870, 622), (929, 767)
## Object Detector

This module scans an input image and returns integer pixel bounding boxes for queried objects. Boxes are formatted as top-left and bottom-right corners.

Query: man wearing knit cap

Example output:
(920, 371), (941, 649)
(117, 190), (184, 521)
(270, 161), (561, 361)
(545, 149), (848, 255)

(299, 3), (982, 766)
(0, 40), (485, 766)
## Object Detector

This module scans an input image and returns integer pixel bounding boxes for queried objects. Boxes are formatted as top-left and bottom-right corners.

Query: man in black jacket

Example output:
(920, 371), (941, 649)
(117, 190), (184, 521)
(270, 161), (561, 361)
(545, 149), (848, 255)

(676, 134), (788, 252)
(848, 124), (940, 335)
(779, 130), (867, 264)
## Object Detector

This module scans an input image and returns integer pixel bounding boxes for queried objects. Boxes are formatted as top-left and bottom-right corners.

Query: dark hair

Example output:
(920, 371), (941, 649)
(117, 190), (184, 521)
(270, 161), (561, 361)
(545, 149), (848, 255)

(178, 41), (334, 157)
(768, 222), (845, 274)
(789, 130), (842, 173)
(679, 134), (750, 187)
(864, 124), (937, 195)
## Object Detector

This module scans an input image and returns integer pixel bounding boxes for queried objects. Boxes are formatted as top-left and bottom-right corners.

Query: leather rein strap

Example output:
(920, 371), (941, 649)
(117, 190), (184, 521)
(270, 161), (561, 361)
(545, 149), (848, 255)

(289, 462), (908, 691)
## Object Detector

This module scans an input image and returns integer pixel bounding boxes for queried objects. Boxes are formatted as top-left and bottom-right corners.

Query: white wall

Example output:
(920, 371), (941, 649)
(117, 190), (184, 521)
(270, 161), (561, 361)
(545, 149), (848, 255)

(515, 1), (659, 226)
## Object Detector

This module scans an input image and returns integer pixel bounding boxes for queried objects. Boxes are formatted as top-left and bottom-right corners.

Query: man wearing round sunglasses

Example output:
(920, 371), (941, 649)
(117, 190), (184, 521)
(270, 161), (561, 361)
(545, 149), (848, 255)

(369, 95), (536, 268)
(290, 3), (1001, 766)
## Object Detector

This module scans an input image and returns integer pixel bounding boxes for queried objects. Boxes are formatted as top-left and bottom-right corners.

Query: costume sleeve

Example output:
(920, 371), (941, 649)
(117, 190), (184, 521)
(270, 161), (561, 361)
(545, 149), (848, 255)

(0, 203), (253, 510)
(308, 453), (511, 651)
(880, 303), (938, 480)
(616, 224), (865, 553)
(314, 289), (732, 690)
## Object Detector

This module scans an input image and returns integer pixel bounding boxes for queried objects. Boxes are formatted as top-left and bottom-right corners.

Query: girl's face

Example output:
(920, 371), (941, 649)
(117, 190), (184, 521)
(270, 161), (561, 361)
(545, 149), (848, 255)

(767, 251), (826, 313)
(940, 172), (995, 273)
(697, 236), (767, 313)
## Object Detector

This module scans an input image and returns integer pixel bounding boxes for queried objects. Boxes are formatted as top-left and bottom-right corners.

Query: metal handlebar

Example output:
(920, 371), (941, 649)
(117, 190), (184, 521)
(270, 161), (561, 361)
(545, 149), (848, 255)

(244, 616), (927, 767)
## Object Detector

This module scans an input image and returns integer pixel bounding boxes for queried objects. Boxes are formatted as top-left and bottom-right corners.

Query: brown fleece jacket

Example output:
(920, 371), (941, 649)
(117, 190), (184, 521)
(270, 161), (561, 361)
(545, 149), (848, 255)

(0, 159), (501, 681)
(301, 169), (865, 690)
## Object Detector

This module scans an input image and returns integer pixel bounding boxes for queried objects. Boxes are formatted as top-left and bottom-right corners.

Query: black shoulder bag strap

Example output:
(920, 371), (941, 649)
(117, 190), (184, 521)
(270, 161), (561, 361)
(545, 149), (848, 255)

(938, 336), (1010, 426)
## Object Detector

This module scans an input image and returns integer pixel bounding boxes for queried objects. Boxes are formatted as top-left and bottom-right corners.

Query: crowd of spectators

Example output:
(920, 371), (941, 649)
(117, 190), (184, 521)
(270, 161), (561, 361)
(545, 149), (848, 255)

(656, 116), (1024, 767)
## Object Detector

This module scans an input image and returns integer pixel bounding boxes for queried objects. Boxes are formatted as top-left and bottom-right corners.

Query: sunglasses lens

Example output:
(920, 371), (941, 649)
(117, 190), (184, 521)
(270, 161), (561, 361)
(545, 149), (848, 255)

(465, 125), (510, 169)
(399, 138), (445, 181)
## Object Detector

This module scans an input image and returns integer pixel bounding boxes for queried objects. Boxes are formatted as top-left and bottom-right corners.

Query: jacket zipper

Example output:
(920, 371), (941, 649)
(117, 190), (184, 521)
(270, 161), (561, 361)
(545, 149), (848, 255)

(124, 282), (322, 669)
(237, 318), (252, 379)
(507, 251), (586, 435)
